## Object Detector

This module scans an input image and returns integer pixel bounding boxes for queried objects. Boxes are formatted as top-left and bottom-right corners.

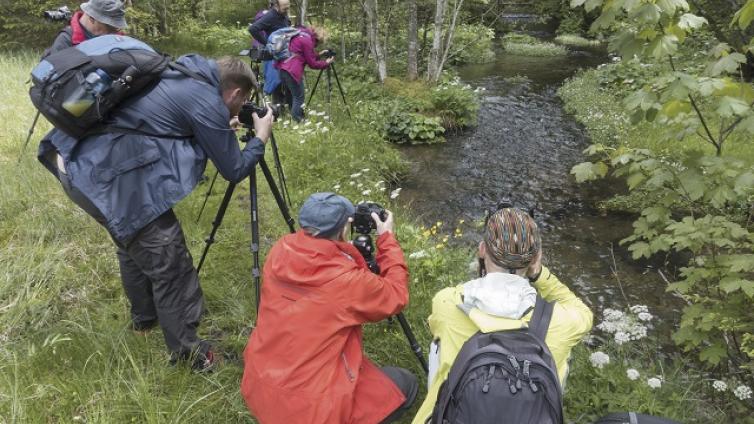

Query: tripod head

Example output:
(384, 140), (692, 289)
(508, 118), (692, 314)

(353, 234), (380, 274)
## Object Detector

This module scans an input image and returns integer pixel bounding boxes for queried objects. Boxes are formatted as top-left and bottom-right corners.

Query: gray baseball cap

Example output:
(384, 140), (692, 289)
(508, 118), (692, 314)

(81, 0), (127, 29)
(299, 193), (355, 238)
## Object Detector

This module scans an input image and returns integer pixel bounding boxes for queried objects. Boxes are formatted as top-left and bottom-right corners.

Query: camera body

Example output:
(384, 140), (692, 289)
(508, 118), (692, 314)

(237, 102), (281, 127)
(321, 49), (336, 59)
(44, 6), (72, 22)
(353, 202), (387, 235)
(242, 46), (274, 62)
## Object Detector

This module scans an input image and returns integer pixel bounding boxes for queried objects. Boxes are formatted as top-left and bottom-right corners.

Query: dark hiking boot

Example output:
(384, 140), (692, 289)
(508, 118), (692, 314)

(130, 319), (157, 335)
(191, 349), (219, 373)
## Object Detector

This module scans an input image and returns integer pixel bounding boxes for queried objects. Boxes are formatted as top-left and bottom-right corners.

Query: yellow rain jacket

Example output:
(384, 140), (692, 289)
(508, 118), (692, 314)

(412, 266), (593, 424)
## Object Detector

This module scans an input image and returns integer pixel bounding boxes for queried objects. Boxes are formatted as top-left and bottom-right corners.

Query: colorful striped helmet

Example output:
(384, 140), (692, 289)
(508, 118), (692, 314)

(483, 208), (540, 270)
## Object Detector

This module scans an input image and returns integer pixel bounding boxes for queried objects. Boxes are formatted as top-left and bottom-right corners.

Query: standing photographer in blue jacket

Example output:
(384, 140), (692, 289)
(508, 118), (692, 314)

(38, 55), (274, 372)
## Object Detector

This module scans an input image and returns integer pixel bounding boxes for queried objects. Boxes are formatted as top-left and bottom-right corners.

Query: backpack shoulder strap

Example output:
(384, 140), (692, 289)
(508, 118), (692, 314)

(167, 62), (212, 85)
(528, 295), (554, 341)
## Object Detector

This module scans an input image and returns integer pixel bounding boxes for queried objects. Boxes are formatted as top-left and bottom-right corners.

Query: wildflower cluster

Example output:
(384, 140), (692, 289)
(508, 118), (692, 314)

(596, 305), (652, 345)
(589, 351), (610, 369)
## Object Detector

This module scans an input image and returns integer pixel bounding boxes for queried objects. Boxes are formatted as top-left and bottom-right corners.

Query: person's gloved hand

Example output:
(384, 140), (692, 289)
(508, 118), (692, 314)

(372, 210), (394, 235)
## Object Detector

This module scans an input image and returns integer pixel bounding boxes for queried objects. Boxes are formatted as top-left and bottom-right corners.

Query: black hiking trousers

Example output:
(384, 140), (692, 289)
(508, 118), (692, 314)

(58, 167), (206, 360)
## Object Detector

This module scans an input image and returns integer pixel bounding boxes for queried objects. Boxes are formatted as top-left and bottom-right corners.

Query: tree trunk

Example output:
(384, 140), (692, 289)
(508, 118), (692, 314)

(300, 0), (308, 26)
(407, 0), (419, 80)
(362, 0), (387, 82)
(427, 0), (447, 82)
(437, 0), (464, 76)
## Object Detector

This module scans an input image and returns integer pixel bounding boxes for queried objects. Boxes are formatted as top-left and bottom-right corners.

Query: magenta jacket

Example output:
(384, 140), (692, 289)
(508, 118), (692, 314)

(275, 27), (330, 83)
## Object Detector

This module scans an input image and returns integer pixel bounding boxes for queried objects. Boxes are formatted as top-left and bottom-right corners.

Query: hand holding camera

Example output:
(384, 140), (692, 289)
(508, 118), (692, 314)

(372, 210), (393, 235)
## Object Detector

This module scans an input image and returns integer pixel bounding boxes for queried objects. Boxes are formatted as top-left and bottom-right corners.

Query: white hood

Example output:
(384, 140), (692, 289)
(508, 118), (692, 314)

(460, 272), (536, 319)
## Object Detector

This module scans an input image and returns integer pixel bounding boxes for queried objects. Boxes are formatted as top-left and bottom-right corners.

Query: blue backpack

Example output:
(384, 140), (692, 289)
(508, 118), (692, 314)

(266, 27), (308, 61)
(29, 35), (206, 140)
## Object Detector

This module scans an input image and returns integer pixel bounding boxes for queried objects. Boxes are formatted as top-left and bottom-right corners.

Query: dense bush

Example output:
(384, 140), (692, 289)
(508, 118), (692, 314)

(384, 111), (445, 144)
(429, 76), (481, 130)
(502, 33), (568, 56)
(445, 23), (496, 65)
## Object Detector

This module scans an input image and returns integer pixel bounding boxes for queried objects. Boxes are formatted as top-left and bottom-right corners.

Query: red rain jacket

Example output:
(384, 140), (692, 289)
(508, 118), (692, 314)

(241, 230), (409, 424)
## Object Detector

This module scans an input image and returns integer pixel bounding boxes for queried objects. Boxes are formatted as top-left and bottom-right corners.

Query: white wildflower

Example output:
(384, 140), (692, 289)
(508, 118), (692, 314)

(349, 181), (356, 186)
(293, 125), (300, 130)
(356, 183), (363, 189)
(304, 121), (312, 127)
(299, 139), (306, 144)
(590, 351), (610, 369)
(361, 189), (371, 196)
(333, 184), (341, 191)
(320, 127), (330, 133)
(614, 331), (630, 345)
(637, 312), (653, 322)
(390, 188), (402, 199)
(712, 380), (727, 392)
(374, 180), (385, 188)
(361, 168), (370, 173)
(647, 377), (662, 389)
(630, 305), (649, 314)
(350, 172), (362, 178)
(626, 369), (640, 381)
(734, 385), (752, 400)
(409, 250), (428, 259)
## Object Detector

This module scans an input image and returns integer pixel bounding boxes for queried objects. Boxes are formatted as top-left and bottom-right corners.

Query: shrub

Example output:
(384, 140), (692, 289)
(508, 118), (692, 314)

(446, 23), (496, 65)
(429, 77), (481, 130)
(384, 112), (445, 145)
(502, 33), (568, 57)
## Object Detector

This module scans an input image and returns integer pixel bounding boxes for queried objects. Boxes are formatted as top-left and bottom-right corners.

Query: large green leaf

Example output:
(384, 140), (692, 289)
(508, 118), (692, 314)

(649, 34), (679, 60)
(571, 162), (609, 182)
(678, 169), (705, 200)
(699, 344), (728, 365)
(657, 0), (690, 15)
(678, 13), (707, 30)
(707, 52), (747, 76)
(630, 3), (661, 24)
(733, 0), (754, 30)
(717, 96), (751, 117)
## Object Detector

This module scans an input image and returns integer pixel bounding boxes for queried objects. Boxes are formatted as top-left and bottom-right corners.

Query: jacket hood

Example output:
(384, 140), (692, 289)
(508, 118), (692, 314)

(171, 54), (221, 91)
(458, 272), (537, 333)
(265, 230), (368, 288)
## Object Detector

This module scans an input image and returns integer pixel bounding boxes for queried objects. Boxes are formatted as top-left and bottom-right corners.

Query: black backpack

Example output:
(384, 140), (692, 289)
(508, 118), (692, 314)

(430, 296), (563, 424)
(30, 34), (206, 140)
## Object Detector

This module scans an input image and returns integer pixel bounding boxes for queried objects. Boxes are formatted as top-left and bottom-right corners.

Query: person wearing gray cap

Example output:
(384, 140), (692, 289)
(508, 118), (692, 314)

(44, 0), (128, 57)
(241, 193), (418, 424)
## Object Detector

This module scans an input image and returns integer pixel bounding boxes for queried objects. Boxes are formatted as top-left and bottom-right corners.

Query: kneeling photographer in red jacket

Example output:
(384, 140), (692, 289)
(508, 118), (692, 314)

(241, 192), (417, 424)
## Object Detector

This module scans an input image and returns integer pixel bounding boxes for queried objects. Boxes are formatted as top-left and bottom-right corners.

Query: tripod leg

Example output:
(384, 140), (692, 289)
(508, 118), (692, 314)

(197, 182), (237, 273)
(307, 68), (325, 107)
(18, 111), (41, 164)
(258, 159), (296, 233)
(396, 312), (429, 373)
(326, 67), (333, 110)
(330, 64), (352, 118)
(249, 165), (262, 315)
(269, 131), (293, 207)
(196, 170), (220, 223)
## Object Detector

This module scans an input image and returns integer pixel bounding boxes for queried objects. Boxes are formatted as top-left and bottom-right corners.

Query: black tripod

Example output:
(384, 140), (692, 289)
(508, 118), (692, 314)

(196, 127), (296, 315)
(307, 60), (351, 118)
(196, 58), (292, 224)
(353, 234), (429, 373)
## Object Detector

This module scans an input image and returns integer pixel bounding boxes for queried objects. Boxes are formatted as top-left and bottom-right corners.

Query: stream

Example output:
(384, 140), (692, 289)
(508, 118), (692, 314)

(398, 44), (682, 327)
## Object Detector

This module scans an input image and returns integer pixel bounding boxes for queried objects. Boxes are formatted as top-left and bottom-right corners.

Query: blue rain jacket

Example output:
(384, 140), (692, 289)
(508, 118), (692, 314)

(38, 53), (266, 243)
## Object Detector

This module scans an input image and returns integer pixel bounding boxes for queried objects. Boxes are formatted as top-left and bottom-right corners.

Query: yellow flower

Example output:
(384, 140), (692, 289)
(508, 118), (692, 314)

(459, 219), (465, 224)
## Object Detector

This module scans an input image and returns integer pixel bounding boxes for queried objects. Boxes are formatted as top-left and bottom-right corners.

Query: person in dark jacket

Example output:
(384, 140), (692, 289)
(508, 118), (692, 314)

(45, 0), (127, 57)
(275, 26), (334, 121)
(38, 55), (274, 372)
(248, 0), (291, 108)
(248, 0), (291, 46)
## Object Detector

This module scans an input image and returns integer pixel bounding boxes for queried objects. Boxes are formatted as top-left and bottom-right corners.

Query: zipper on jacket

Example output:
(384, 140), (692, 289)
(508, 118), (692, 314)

(342, 353), (355, 382)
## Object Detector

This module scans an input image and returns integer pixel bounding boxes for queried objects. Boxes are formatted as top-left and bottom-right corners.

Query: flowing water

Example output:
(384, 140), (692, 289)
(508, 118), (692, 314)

(399, 46), (683, 326)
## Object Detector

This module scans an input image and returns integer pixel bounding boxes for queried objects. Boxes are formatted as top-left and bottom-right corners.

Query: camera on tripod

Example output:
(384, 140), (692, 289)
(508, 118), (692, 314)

(321, 49), (336, 59)
(44, 6), (72, 21)
(352, 202), (387, 274)
(238, 102), (281, 127)
(240, 46), (274, 62)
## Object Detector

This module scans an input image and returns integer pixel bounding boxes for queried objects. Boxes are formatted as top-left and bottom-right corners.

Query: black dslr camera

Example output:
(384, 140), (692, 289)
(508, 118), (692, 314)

(237, 102), (281, 127)
(321, 49), (336, 59)
(241, 47), (274, 62)
(352, 202), (387, 274)
(353, 202), (387, 234)
(44, 6), (72, 21)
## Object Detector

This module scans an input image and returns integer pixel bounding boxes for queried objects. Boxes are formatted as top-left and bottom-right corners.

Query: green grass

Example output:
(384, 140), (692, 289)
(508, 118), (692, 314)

(554, 34), (604, 48)
(0, 49), (744, 423)
(502, 33), (568, 57)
